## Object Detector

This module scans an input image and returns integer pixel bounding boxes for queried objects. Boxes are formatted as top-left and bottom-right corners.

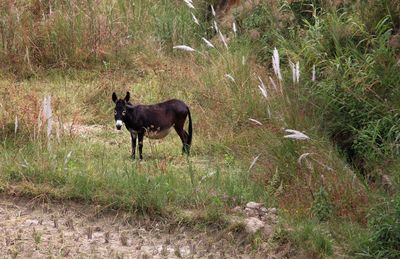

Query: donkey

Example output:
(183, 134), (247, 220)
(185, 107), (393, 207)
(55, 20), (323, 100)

(112, 92), (192, 159)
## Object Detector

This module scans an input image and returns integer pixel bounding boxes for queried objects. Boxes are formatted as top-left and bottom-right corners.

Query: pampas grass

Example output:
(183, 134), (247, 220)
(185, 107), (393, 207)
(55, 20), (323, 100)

(202, 37), (215, 48)
(218, 31), (228, 49)
(225, 74), (235, 82)
(289, 60), (300, 84)
(43, 95), (53, 149)
(173, 45), (197, 52)
(257, 76), (268, 98)
(233, 21), (237, 36)
(211, 5), (216, 16)
(14, 116), (18, 135)
(191, 13), (199, 25)
(248, 118), (263, 125)
(213, 21), (219, 33)
(272, 48), (282, 81)
(284, 129), (310, 140)
(312, 65), (316, 81)
(269, 76), (278, 92)
(249, 154), (261, 170)
(183, 0), (194, 9)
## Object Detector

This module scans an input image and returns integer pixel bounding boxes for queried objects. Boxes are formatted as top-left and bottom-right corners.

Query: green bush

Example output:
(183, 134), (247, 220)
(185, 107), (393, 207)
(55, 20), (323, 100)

(359, 195), (400, 258)
(311, 186), (333, 222)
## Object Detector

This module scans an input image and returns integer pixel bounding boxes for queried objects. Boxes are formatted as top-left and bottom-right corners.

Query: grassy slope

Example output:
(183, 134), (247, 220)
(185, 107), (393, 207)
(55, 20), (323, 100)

(1, 0), (398, 257)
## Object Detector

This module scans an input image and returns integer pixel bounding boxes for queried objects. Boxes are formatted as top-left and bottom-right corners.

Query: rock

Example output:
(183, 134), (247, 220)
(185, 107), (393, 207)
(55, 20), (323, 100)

(25, 219), (39, 226)
(389, 33), (400, 50)
(244, 208), (257, 217)
(269, 208), (277, 214)
(263, 224), (274, 238)
(246, 202), (263, 209)
(232, 206), (242, 212)
(249, 29), (261, 40)
(245, 217), (264, 234)
(260, 207), (268, 213)
(382, 174), (394, 194)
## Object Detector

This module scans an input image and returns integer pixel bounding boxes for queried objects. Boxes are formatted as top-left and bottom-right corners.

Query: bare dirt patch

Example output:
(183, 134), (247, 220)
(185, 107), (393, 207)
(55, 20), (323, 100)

(0, 195), (280, 258)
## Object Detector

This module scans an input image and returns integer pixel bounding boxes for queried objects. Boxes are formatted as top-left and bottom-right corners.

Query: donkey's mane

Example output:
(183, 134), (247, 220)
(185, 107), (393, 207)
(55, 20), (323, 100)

(126, 103), (136, 109)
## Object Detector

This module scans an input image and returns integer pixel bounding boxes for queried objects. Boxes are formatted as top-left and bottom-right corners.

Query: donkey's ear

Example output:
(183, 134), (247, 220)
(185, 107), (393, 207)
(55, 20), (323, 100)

(112, 92), (117, 103)
(124, 91), (130, 102)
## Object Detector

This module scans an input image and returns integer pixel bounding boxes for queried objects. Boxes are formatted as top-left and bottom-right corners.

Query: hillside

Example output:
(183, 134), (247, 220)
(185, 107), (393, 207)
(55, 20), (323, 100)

(0, 0), (399, 257)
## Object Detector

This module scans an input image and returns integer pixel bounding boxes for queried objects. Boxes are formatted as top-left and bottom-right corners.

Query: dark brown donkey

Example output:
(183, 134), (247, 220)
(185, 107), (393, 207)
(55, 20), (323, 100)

(112, 92), (192, 159)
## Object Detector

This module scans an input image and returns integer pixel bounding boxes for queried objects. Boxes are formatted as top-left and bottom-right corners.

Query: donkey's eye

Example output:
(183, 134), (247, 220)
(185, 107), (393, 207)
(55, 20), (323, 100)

(122, 111), (126, 116)
(114, 111), (117, 115)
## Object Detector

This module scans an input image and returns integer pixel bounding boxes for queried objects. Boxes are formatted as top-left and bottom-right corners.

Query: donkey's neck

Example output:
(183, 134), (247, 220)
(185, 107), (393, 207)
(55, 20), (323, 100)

(123, 106), (139, 129)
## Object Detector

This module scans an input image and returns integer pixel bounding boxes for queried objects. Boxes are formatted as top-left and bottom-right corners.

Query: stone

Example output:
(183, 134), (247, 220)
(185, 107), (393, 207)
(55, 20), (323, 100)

(246, 202), (263, 209)
(249, 29), (261, 40)
(263, 224), (274, 238)
(244, 208), (257, 217)
(232, 206), (242, 212)
(245, 217), (264, 234)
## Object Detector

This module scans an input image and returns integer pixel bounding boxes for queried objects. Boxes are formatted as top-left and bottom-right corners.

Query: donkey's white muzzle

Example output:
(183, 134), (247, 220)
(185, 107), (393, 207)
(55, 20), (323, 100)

(116, 120), (123, 130)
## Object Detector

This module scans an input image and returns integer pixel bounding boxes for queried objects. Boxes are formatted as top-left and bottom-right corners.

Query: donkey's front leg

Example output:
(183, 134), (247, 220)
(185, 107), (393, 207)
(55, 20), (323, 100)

(138, 131), (144, 160)
(130, 131), (137, 159)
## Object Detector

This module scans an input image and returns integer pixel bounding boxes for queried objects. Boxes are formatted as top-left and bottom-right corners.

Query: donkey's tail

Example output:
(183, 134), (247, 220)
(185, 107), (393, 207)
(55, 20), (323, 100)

(187, 107), (193, 148)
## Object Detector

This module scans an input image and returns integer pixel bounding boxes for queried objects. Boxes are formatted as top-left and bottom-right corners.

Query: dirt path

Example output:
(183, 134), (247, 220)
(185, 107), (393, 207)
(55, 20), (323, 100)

(0, 195), (278, 258)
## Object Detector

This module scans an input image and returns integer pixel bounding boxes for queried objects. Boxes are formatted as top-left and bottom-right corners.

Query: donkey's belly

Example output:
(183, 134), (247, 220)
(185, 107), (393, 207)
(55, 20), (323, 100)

(145, 127), (171, 139)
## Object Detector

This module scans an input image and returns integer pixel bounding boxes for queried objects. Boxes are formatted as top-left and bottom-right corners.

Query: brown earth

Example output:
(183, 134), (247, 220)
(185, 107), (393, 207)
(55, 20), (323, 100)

(0, 194), (286, 258)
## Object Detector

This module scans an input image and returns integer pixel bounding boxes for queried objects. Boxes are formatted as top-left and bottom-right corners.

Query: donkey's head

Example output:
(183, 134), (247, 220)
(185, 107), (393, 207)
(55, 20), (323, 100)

(112, 91), (130, 130)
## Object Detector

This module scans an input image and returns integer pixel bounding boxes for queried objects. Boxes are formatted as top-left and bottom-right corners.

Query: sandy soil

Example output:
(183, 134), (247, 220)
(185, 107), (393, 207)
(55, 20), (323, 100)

(0, 194), (279, 258)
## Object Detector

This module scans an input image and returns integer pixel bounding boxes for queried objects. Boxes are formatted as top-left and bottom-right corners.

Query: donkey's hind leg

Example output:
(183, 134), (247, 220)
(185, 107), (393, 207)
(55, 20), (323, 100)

(174, 125), (190, 155)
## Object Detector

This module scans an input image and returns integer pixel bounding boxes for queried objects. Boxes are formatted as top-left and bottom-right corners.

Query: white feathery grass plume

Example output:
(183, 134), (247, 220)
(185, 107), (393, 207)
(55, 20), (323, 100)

(202, 37), (215, 48)
(298, 153), (311, 164)
(258, 85), (268, 98)
(249, 154), (261, 170)
(257, 76), (268, 98)
(213, 20), (219, 33)
(242, 56), (246, 65)
(191, 13), (199, 25)
(248, 118), (263, 125)
(14, 116), (18, 134)
(258, 76), (266, 90)
(289, 60), (300, 84)
(200, 171), (215, 183)
(183, 0), (194, 9)
(44, 96), (53, 148)
(272, 48), (282, 81)
(224, 74), (235, 82)
(64, 151), (73, 171)
(173, 45), (196, 52)
(218, 30), (228, 49)
(211, 5), (216, 16)
(232, 21), (237, 36)
(269, 76), (278, 92)
(56, 122), (61, 144)
(312, 65), (316, 81)
(284, 129), (310, 140)
(289, 60), (296, 83)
